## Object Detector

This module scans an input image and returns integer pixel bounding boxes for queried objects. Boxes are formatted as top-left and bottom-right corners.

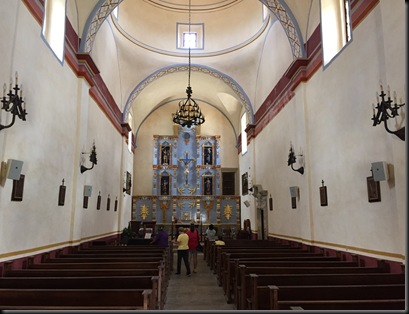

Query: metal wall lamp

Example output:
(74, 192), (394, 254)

(80, 141), (97, 173)
(287, 142), (304, 175)
(372, 84), (405, 141)
(1, 72), (27, 131)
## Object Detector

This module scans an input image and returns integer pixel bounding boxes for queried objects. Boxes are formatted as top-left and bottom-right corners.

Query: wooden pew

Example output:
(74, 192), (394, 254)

(228, 256), (346, 305)
(211, 243), (304, 271)
(0, 276), (161, 310)
(237, 263), (390, 310)
(206, 240), (295, 267)
(224, 258), (359, 304)
(3, 268), (160, 277)
(5, 261), (167, 310)
(285, 299), (406, 310)
(217, 251), (324, 287)
(0, 288), (154, 310)
(259, 283), (406, 310)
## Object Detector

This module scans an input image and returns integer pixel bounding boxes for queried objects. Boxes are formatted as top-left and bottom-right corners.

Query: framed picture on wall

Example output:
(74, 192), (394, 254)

(319, 186), (328, 206)
(242, 172), (248, 195)
(367, 176), (381, 202)
(11, 174), (25, 202)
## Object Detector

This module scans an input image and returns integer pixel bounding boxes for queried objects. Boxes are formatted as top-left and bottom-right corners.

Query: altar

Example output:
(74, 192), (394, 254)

(132, 125), (240, 232)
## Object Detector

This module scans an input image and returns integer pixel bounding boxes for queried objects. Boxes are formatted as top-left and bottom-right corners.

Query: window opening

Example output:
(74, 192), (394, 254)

(241, 113), (248, 155)
(320, 0), (352, 66)
(42, 0), (66, 63)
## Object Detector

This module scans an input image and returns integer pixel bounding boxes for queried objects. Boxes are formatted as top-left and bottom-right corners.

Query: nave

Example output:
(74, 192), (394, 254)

(163, 251), (235, 311)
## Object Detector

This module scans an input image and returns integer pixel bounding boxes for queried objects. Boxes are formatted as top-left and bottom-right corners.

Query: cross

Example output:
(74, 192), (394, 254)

(178, 151), (195, 185)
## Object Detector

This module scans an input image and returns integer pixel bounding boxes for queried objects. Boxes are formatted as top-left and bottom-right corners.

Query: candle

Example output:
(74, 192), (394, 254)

(376, 92), (379, 103)
(19, 84), (22, 97)
(23, 97), (26, 111)
(15, 71), (18, 85)
(372, 103), (375, 116)
(9, 78), (12, 91)
(380, 81), (383, 91)
(393, 91), (397, 103)
(3, 83), (6, 98)
(387, 85), (390, 98)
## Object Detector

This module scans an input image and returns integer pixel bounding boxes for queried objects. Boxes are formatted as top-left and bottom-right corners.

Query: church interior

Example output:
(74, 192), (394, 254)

(0, 0), (406, 310)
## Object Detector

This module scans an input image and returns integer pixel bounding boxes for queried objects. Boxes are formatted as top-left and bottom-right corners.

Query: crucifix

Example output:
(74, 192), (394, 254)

(178, 151), (195, 185)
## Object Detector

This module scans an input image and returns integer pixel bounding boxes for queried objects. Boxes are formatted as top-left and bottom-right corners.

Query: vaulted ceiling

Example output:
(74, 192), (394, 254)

(72, 0), (318, 141)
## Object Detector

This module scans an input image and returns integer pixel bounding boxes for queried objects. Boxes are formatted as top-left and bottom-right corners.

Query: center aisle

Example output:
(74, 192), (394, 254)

(163, 250), (236, 311)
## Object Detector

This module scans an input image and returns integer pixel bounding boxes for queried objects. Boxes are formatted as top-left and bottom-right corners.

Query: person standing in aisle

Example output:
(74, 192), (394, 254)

(174, 227), (191, 276)
(205, 224), (216, 242)
(186, 222), (200, 273)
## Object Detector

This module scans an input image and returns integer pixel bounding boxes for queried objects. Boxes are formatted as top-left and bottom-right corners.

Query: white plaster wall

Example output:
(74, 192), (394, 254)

(253, 19), (293, 111)
(239, 139), (256, 227)
(0, 1), (128, 261)
(91, 19), (123, 110)
(252, 1), (406, 261)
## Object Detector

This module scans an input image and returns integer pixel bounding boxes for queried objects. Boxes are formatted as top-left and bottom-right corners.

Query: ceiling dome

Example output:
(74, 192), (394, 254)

(113, 0), (268, 55)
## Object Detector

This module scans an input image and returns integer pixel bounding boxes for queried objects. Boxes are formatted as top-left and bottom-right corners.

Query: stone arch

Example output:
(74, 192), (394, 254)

(123, 64), (254, 126)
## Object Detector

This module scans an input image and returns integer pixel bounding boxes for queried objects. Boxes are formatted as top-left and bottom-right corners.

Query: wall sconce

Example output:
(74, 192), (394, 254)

(1, 72), (27, 131)
(80, 141), (97, 173)
(287, 143), (304, 175)
(372, 84), (405, 141)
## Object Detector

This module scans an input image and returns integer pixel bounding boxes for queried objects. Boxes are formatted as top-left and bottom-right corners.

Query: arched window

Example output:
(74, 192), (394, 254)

(41, 0), (66, 63)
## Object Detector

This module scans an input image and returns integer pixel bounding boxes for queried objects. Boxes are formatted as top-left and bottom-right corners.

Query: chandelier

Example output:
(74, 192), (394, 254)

(173, 0), (205, 128)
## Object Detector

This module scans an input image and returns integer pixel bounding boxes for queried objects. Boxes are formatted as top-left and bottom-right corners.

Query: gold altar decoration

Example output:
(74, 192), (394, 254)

(188, 187), (196, 194)
(203, 200), (214, 222)
(160, 201), (170, 222)
(139, 204), (150, 220)
(223, 204), (233, 220)
(188, 201), (196, 209)
(177, 187), (185, 194)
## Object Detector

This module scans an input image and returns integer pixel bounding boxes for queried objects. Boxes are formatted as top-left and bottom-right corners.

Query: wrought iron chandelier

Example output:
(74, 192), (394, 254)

(173, 0), (205, 128)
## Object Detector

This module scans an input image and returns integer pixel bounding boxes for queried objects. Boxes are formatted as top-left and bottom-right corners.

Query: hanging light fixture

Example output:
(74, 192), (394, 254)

(173, 0), (205, 128)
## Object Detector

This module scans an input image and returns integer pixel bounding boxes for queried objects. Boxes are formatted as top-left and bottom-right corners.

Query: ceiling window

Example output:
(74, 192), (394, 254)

(320, 0), (352, 67)
(41, 0), (66, 63)
(183, 32), (197, 48)
(177, 23), (204, 50)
